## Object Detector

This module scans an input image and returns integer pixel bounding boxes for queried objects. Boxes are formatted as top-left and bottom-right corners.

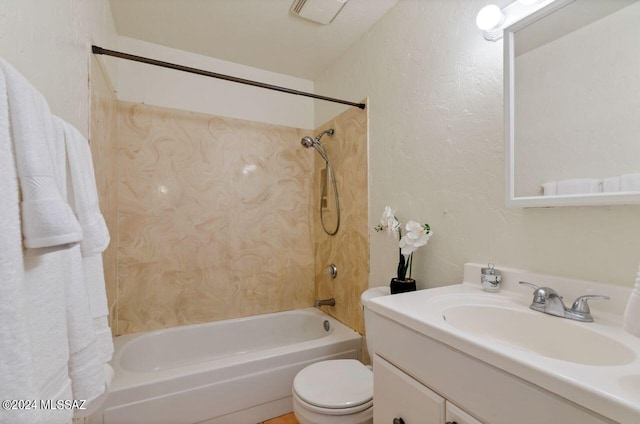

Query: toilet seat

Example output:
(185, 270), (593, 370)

(293, 359), (373, 415)
(293, 391), (372, 416)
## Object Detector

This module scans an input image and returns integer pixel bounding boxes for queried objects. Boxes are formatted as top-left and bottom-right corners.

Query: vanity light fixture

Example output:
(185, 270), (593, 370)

(476, 0), (554, 41)
(476, 5), (505, 31)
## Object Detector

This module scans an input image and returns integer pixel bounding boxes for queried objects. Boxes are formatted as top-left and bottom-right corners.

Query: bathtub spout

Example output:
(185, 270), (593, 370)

(314, 298), (336, 307)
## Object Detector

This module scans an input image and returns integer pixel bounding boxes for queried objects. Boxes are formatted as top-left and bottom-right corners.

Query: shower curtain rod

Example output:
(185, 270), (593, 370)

(91, 46), (366, 110)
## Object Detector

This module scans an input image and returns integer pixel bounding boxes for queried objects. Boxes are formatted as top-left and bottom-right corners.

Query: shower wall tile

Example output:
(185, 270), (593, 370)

(89, 57), (119, 332)
(313, 102), (369, 337)
(117, 102), (315, 334)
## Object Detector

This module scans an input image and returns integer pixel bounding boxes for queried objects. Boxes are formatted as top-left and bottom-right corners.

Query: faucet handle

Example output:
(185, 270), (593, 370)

(519, 281), (539, 291)
(571, 295), (610, 314)
(519, 281), (547, 305)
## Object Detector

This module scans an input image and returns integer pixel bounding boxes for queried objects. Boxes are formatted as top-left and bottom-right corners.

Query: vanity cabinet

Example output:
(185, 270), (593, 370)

(374, 354), (446, 423)
(371, 313), (614, 424)
(445, 402), (483, 424)
(374, 354), (482, 424)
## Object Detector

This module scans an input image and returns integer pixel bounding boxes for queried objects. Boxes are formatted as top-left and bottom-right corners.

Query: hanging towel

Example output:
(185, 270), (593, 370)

(1, 57), (72, 424)
(0, 62), (46, 424)
(541, 181), (557, 196)
(52, 118), (109, 402)
(56, 117), (113, 364)
(62, 243), (106, 404)
(556, 178), (602, 195)
(0, 58), (82, 249)
(22, 249), (75, 424)
(58, 118), (110, 256)
(621, 173), (640, 192)
(73, 364), (115, 419)
(603, 176), (621, 193)
(52, 118), (104, 404)
(83, 255), (114, 363)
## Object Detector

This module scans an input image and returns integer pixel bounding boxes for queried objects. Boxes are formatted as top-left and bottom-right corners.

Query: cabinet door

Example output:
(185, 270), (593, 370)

(445, 402), (483, 424)
(374, 355), (445, 424)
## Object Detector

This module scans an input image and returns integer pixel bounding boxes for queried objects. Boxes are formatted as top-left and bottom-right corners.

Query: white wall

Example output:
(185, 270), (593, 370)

(0, 0), (118, 136)
(315, 0), (640, 288)
(116, 36), (315, 130)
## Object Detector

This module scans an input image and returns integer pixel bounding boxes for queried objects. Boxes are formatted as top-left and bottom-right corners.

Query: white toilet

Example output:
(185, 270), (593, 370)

(292, 286), (390, 424)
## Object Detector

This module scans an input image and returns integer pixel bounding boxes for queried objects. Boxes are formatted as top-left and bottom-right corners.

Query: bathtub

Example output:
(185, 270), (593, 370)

(92, 308), (362, 424)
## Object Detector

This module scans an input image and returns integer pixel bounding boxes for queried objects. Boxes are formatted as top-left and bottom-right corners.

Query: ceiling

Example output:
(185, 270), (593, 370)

(108, 0), (399, 80)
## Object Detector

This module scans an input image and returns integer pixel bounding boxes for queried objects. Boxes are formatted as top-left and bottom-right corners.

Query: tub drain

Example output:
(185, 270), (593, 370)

(323, 320), (330, 332)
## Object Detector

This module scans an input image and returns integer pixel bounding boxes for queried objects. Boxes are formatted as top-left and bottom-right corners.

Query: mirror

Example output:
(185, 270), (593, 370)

(505, 0), (640, 207)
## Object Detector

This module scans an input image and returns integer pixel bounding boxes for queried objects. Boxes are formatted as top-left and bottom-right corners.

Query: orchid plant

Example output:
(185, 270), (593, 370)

(374, 206), (432, 281)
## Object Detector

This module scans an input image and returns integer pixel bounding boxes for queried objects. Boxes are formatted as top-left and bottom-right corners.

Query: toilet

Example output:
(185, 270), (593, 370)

(292, 286), (390, 424)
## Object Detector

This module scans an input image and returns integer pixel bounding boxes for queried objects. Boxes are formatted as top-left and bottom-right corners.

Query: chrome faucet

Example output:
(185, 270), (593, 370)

(314, 298), (336, 307)
(519, 281), (609, 322)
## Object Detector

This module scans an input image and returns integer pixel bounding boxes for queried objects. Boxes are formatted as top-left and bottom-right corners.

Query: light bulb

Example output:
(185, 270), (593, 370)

(476, 4), (505, 31)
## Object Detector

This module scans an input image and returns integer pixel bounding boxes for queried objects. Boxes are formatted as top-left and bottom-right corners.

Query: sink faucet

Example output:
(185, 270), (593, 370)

(315, 298), (336, 307)
(519, 281), (609, 322)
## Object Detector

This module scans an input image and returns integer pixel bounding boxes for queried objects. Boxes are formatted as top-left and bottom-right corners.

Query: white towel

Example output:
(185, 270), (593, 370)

(56, 117), (114, 365)
(603, 176), (621, 193)
(556, 178), (602, 195)
(0, 63), (46, 424)
(45, 114), (104, 410)
(621, 173), (640, 192)
(623, 267), (640, 338)
(73, 364), (115, 419)
(58, 118), (110, 256)
(48, 118), (108, 401)
(63, 244), (106, 404)
(541, 181), (557, 196)
(23, 250), (75, 424)
(81, 254), (114, 364)
(0, 58), (82, 249)
(2, 59), (77, 424)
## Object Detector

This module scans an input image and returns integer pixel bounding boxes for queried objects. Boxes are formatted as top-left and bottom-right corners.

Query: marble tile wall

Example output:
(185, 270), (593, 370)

(116, 102), (315, 334)
(313, 102), (369, 339)
(89, 56), (119, 331)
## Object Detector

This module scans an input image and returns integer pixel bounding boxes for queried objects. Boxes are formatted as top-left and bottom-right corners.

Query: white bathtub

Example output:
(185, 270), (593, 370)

(92, 308), (362, 424)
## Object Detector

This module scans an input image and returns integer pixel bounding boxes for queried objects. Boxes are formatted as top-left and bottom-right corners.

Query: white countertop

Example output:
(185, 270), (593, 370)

(368, 263), (640, 423)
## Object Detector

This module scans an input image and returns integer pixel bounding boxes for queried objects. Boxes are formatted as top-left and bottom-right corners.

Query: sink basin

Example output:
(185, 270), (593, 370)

(443, 304), (635, 366)
(368, 265), (640, 423)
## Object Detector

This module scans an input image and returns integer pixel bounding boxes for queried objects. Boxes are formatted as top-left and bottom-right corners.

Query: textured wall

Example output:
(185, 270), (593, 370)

(89, 56), (119, 331)
(116, 102), (315, 334)
(0, 0), (118, 136)
(314, 0), (640, 288)
(313, 104), (369, 335)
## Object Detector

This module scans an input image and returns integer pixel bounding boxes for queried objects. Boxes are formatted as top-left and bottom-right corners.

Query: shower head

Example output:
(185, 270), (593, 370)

(300, 129), (334, 149)
(301, 136), (315, 148)
(301, 129), (334, 162)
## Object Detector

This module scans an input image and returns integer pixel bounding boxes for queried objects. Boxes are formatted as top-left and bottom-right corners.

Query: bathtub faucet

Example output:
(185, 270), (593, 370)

(314, 298), (336, 307)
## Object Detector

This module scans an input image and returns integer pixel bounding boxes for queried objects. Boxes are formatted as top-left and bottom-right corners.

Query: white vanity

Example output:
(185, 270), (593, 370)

(368, 264), (640, 424)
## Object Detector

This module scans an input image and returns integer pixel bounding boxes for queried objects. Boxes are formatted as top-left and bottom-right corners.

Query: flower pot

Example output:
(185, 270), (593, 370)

(390, 277), (416, 294)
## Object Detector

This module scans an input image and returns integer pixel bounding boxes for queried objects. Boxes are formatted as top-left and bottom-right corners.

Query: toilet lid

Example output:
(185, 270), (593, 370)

(293, 359), (373, 409)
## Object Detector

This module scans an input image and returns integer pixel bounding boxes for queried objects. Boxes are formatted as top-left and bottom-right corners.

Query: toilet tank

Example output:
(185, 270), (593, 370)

(360, 286), (390, 359)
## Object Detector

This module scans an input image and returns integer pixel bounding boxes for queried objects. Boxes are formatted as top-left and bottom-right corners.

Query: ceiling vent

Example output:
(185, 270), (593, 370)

(290, 0), (350, 25)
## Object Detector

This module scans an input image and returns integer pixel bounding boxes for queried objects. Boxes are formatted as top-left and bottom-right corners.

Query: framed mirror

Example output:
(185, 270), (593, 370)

(505, 0), (640, 207)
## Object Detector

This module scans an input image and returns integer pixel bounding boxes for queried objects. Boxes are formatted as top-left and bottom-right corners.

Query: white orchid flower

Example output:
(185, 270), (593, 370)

(378, 205), (399, 236)
(374, 206), (432, 282)
(399, 220), (432, 256)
